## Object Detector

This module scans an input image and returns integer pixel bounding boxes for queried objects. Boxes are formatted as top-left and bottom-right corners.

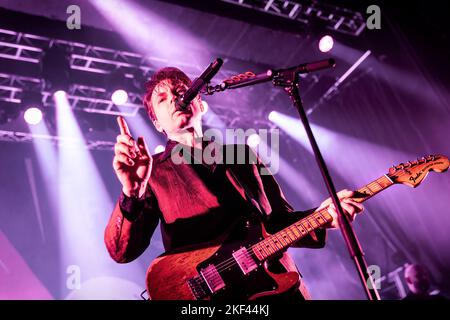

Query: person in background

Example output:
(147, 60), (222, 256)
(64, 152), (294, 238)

(402, 264), (448, 300)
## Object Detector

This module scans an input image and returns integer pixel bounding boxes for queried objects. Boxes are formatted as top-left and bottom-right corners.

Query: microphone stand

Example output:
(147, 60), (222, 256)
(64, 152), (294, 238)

(204, 58), (380, 300)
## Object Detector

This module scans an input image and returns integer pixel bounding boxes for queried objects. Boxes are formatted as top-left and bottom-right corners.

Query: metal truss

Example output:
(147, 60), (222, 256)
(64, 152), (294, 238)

(0, 129), (115, 151)
(0, 28), (239, 117)
(0, 26), (290, 148)
(0, 73), (142, 116)
(220, 0), (366, 36)
(0, 28), (224, 77)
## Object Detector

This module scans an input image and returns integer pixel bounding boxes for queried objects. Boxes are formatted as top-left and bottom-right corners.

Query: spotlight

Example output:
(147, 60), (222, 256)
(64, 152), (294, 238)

(24, 107), (43, 125)
(247, 133), (261, 148)
(21, 90), (43, 125)
(53, 90), (67, 100)
(154, 145), (165, 154)
(107, 69), (131, 106)
(111, 89), (128, 106)
(268, 111), (277, 121)
(319, 35), (334, 53)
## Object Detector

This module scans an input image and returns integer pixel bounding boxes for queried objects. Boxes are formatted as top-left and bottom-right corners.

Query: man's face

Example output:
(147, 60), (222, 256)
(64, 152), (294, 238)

(150, 79), (203, 135)
(405, 266), (431, 295)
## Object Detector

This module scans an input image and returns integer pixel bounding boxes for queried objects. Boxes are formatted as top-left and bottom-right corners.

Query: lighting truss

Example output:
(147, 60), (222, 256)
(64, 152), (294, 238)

(220, 0), (366, 36)
(0, 28), (239, 117)
(0, 129), (115, 151)
(0, 73), (141, 117)
(0, 26), (287, 149)
(0, 28), (221, 76)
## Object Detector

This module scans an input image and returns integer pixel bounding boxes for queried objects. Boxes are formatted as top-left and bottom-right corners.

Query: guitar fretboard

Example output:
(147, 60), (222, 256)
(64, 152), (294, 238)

(252, 175), (394, 261)
(353, 175), (393, 203)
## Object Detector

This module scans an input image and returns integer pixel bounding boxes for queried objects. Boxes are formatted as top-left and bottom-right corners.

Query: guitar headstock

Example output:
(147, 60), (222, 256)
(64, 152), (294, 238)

(387, 154), (449, 188)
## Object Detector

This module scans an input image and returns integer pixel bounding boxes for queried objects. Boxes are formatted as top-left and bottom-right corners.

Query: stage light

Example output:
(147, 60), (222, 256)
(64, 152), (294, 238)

(319, 35), (334, 53)
(111, 89), (128, 106)
(154, 145), (165, 154)
(91, 0), (209, 63)
(21, 90), (43, 125)
(53, 90), (67, 100)
(268, 111), (277, 122)
(54, 90), (128, 297)
(247, 133), (261, 148)
(24, 107), (43, 125)
(268, 110), (316, 153)
(107, 68), (130, 106)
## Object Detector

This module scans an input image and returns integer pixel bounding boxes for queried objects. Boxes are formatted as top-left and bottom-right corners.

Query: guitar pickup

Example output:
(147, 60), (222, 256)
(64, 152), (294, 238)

(200, 265), (226, 293)
(233, 247), (258, 275)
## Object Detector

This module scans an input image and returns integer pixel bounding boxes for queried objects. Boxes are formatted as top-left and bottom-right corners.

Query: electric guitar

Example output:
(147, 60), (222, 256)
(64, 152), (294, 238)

(146, 154), (449, 300)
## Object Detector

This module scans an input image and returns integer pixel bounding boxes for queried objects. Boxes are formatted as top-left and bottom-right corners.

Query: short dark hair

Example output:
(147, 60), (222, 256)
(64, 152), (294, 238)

(143, 67), (191, 121)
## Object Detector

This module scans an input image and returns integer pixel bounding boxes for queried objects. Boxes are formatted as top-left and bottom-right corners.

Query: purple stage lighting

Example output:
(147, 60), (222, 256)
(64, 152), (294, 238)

(268, 111), (277, 122)
(111, 89), (128, 106)
(24, 107), (43, 125)
(154, 145), (165, 154)
(319, 35), (334, 53)
(247, 133), (261, 148)
(53, 90), (67, 100)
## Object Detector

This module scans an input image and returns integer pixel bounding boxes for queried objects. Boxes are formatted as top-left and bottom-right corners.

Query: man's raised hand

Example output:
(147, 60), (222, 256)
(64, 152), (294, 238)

(113, 116), (152, 198)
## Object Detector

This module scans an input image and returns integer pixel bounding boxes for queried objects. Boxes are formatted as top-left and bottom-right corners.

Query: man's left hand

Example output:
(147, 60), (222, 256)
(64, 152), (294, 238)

(317, 189), (364, 229)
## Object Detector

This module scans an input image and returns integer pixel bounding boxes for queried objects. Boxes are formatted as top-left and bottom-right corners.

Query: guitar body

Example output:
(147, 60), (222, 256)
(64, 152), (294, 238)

(146, 218), (299, 300)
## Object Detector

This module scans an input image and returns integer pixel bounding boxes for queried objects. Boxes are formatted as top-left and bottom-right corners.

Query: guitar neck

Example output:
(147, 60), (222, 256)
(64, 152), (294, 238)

(251, 174), (394, 261)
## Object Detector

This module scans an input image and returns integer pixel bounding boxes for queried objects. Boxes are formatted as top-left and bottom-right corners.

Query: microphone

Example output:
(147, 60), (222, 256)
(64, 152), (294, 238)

(175, 58), (223, 111)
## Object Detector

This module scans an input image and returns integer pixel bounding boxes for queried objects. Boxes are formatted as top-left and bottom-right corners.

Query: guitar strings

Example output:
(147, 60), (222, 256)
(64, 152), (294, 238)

(199, 209), (332, 280)
(200, 217), (322, 279)
(200, 178), (390, 280)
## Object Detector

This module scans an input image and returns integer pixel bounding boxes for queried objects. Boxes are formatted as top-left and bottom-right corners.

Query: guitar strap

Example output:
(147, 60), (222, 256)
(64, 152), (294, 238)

(226, 162), (309, 297)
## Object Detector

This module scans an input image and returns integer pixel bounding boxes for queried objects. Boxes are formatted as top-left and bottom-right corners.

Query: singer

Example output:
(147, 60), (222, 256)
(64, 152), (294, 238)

(104, 66), (364, 300)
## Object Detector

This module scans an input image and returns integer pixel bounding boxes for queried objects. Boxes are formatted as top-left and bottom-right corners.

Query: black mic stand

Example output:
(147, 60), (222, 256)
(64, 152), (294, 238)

(205, 58), (380, 300)
(271, 65), (380, 301)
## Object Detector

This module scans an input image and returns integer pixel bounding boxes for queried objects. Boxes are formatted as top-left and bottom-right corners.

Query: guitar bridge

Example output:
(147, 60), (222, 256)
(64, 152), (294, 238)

(187, 276), (209, 300)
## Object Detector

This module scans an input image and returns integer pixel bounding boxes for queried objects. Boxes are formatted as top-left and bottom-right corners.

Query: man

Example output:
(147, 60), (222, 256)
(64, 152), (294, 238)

(402, 264), (448, 300)
(104, 67), (363, 300)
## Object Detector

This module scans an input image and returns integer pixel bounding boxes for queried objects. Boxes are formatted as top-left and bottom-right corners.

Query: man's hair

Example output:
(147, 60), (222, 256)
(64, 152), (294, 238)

(143, 67), (191, 121)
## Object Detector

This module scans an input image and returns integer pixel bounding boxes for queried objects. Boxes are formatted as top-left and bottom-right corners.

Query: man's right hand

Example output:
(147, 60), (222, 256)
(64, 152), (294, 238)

(113, 116), (152, 198)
